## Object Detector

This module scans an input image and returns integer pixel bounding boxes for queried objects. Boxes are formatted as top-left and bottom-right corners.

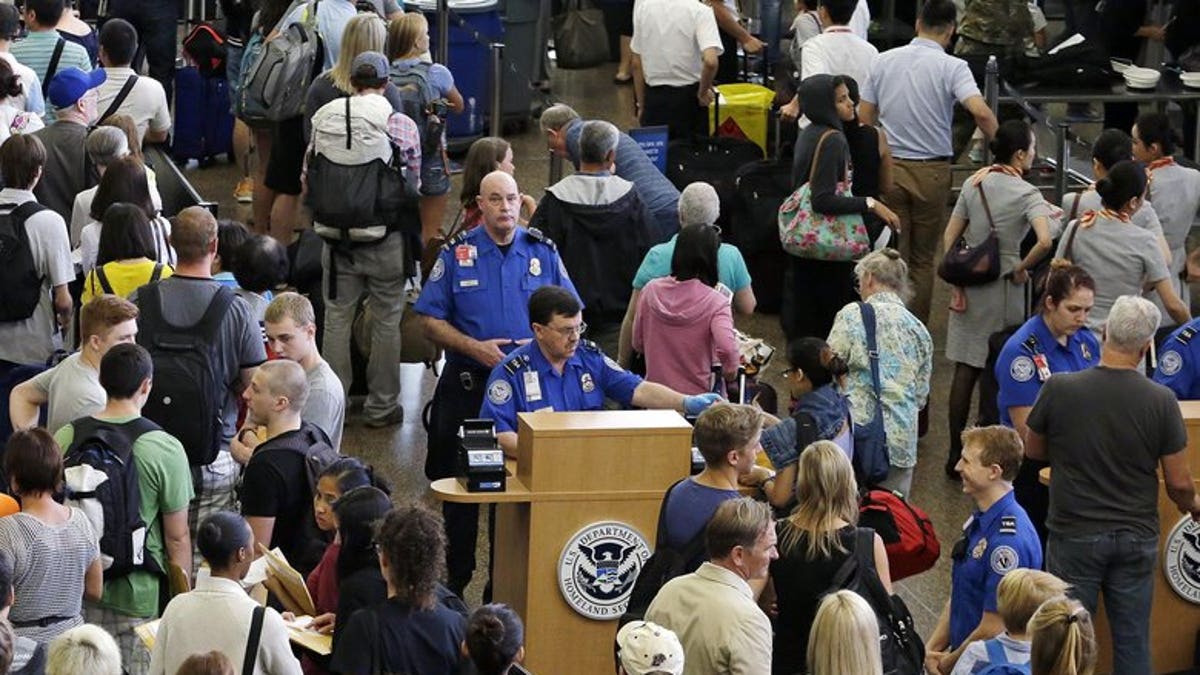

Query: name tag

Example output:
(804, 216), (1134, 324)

(524, 371), (542, 402)
(459, 279), (479, 288)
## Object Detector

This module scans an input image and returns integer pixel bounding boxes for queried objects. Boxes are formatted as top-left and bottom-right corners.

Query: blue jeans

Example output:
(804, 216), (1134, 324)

(1047, 529), (1159, 675)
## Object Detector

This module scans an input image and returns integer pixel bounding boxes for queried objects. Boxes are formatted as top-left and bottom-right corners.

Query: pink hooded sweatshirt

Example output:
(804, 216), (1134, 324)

(633, 277), (740, 395)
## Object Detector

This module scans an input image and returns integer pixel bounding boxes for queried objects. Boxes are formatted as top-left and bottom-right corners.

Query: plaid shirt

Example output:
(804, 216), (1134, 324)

(387, 111), (422, 189)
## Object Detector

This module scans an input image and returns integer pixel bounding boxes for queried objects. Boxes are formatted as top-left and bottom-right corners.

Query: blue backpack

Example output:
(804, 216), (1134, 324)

(976, 639), (1031, 675)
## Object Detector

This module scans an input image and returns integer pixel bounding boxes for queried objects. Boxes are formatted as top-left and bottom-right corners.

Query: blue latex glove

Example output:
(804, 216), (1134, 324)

(683, 392), (722, 416)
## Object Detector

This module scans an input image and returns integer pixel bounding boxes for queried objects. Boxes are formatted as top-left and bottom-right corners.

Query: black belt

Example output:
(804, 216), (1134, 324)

(11, 615), (73, 628)
(895, 156), (952, 163)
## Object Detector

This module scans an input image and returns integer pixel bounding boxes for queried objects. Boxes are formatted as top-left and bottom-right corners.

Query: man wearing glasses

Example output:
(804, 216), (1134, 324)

(414, 169), (579, 597)
(480, 285), (721, 456)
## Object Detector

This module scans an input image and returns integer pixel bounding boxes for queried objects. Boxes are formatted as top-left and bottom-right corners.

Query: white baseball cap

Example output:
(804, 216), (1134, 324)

(616, 621), (684, 675)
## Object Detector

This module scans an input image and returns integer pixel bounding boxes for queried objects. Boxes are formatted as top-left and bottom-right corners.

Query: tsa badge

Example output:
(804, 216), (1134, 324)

(529, 258), (542, 276)
(581, 373), (595, 393)
(972, 538), (988, 560)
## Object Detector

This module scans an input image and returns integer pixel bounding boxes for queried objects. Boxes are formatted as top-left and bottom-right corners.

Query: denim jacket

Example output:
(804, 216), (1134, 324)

(761, 383), (850, 468)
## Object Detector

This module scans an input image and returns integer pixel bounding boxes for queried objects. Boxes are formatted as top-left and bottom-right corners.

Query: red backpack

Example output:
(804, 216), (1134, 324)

(859, 488), (940, 582)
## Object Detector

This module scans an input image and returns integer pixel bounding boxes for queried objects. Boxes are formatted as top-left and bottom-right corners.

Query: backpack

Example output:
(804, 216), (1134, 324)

(63, 416), (162, 580)
(246, 422), (340, 566)
(617, 478), (708, 628)
(239, 0), (323, 125)
(0, 202), (48, 322)
(976, 638), (1031, 675)
(182, 23), (228, 77)
(826, 528), (925, 675)
(390, 61), (446, 164)
(136, 283), (236, 466)
(233, 29), (267, 124)
(307, 94), (418, 244)
(859, 488), (940, 582)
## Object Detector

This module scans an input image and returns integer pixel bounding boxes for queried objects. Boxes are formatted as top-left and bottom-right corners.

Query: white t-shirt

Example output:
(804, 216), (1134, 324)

(71, 174), (164, 250)
(796, 26), (878, 128)
(631, 0), (724, 87)
(0, 51), (44, 115)
(0, 188), (74, 365)
(79, 213), (173, 273)
(96, 67), (171, 145)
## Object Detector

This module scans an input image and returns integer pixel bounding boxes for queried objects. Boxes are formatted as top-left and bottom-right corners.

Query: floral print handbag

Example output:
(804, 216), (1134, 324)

(778, 129), (870, 261)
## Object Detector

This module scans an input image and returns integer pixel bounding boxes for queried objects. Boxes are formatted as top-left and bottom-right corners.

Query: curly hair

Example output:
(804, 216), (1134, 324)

(376, 502), (447, 609)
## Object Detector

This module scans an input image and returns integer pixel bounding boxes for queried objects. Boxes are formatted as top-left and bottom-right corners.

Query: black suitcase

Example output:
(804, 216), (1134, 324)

(729, 158), (791, 314)
(666, 136), (764, 230)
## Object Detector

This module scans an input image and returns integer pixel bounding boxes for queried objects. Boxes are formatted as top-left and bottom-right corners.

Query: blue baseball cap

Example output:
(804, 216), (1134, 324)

(48, 68), (106, 109)
(351, 51), (389, 81)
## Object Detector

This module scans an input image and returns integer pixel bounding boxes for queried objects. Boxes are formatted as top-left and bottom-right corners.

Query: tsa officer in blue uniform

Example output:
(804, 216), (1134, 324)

(480, 285), (721, 455)
(1153, 317), (1200, 399)
(994, 262), (1098, 549)
(925, 426), (1043, 675)
(414, 170), (579, 595)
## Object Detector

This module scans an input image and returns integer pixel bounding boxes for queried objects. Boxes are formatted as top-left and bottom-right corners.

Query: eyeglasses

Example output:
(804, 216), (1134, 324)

(542, 322), (587, 337)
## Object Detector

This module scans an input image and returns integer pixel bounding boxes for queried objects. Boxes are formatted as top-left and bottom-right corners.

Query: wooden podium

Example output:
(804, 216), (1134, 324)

(430, 410), (693, 674)
(1041, 400), (1200, 674)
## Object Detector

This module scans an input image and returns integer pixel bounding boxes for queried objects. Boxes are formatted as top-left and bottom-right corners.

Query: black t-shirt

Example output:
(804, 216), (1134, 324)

(768, 524), (858, 675)
(240, 428), (325, 574)
(330, 597), (467, 675)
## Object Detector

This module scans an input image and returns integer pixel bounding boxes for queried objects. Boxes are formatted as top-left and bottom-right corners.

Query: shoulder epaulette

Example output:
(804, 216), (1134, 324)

(998, 516), (1018, 535)
(502, 353), (528, 376)
(1177, 325), (1197, 345)
(445, 230), (471, 248)
(579, 339), (601, 353)
(526, 227), (556, 249)
(1022, 334), (1042, 356)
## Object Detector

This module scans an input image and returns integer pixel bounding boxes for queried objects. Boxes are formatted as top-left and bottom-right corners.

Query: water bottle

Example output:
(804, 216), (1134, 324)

(468, 97), (478, 134)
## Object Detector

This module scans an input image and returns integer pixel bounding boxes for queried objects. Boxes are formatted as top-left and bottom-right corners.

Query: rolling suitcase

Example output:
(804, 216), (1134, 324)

(729, 157), (791, 314)
(666, 114), (763, 231)
(173, 67), (234, 163)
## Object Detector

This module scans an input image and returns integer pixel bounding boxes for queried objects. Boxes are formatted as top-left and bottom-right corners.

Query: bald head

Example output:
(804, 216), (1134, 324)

(258, 360), (309, 412)
(477, 170), (520, 238)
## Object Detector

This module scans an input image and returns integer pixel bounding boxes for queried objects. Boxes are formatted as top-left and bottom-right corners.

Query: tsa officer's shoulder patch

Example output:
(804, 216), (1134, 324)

(989, 545), (1020, 574)
(429, 257), (445, 282)
(1161, 349), (1184, 377)
(488, 379), (513, 405)
(1009, 355), (1036, 383)
(998, 516), (1018, 535)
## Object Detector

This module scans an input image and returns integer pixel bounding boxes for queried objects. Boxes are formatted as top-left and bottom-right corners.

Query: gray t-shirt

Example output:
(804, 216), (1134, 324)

(29, 352), (106, 433)
(305, 358), (345, 451)
(1056, 214), (1169, 331)
(0, 189), (74, 365)
(130, 276), (267, 447)
(1027, 366), (1187, 537)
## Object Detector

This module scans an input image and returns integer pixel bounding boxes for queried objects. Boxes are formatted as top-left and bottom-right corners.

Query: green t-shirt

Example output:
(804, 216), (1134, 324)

(55, 415), (194, 618)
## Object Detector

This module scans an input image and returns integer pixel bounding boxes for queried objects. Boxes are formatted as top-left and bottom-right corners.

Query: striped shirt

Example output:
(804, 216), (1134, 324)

(11, 30), (92, 94)
(0, 509), (99, 644)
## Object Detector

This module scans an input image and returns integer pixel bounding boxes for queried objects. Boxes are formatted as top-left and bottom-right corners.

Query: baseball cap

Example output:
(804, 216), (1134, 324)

(616, 621), (684, 675)
(0, 4), (20, 42)
(351, 51), (389, 82)
(48, 67), (106, 109)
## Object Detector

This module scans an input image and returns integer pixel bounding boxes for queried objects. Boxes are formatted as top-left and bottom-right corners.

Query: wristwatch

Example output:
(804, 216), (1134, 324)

(866, 197), (877, 211)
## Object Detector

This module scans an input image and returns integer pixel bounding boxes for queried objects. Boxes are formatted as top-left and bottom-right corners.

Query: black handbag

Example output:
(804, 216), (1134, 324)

(937, 182), (1001, 287)
(552, 0), (610, 69)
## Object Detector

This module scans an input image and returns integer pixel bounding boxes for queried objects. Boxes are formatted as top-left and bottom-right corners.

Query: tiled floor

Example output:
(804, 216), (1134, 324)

(186, 61), (980, 639)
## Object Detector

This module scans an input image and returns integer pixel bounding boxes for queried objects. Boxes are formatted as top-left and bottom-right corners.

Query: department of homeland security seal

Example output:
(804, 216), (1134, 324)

(1009, 356), (1035, 383)
(558, 521), (651, 620)
(1161, 350), (1184, 377)
(1164, 515), (1200, 605)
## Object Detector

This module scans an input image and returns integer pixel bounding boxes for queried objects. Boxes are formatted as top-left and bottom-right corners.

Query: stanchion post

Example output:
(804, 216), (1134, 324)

(1055, 121), (1070, 203)
(437, 0), (450, 66)
(983, 54), (998, 166)
(490, 43), (504, 138)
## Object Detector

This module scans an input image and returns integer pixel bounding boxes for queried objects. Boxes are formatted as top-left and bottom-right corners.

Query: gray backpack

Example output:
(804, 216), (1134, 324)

(240, 0), (323, 125)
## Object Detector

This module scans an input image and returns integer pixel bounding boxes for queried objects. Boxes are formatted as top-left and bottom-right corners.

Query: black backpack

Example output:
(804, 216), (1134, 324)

(247, 422), (340, 568)
(136, 283), (236, 466)
(825, 528), (925, 675)
(618, 478), (708, 628)
(63, 416), (163, 580)
(0, 202), (50, 322)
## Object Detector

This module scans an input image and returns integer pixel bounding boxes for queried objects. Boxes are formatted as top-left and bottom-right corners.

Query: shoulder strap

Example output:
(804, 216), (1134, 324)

(856, 302), (884, 421)
(67, 415), (160, 459)
(653, 477), (689, 548)
(1062, 220), (1080, 262)
(149, 263), (164, 284)
(94, 264), (114, 295)
(1066, 192), (1081, 224)
(241, 605), (266, 675)
(984, 638), (1009, 665)
(830, 528), (866, 590)
(99, 74), (139, 124)
(806, 129), (837, 185)
(194, 285), (237, 339)
(42, 38), (65, 98)
(977, 182), (997, 233)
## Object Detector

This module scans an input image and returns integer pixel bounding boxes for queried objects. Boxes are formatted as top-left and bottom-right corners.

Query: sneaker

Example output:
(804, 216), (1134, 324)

(234, 177), (254, 203)
(364, 406), (404, 429)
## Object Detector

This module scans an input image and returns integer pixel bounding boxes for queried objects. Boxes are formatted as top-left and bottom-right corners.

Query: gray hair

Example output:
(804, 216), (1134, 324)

(854, 248), (911, 301)
(678, 182), (720, 227)
(1104, 295), (1160, 353)
(579, 120), (618, 164)
(539, 103), (580, 132)
(85, 126), (129, 168)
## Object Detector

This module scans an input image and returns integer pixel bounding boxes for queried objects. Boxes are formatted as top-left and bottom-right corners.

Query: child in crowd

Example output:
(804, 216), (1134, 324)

(616, 620), (684, 675)
(1028, 597), (1096, 675)
(951, 569), (1070, 674)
